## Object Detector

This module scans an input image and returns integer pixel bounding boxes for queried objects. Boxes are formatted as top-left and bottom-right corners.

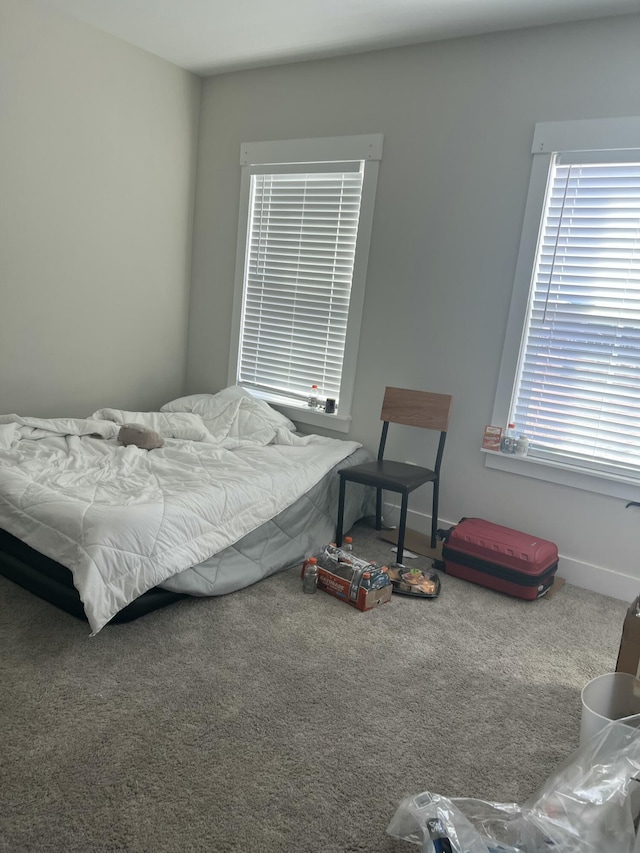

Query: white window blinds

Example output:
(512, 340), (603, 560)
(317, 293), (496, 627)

(510, 154), (640, 478)
(238, 162), (364, 407)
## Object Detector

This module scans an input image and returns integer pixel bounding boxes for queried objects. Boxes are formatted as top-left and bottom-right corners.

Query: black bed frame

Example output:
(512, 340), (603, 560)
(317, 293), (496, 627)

(0, 529), (187, 624)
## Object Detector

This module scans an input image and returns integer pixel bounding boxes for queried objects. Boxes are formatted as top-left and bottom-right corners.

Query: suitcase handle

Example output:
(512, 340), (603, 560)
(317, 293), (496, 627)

(437, 517), (468, 543)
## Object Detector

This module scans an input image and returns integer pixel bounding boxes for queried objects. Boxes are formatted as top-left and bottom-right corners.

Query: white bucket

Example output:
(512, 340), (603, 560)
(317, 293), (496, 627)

(580, 672), (640, 747)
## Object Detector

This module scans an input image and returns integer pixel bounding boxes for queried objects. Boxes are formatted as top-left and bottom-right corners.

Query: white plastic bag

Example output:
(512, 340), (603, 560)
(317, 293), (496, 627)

(387, 717), (640, 853)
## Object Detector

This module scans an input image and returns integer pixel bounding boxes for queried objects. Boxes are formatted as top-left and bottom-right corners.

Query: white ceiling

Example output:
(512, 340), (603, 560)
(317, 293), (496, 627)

(38, 0), (640, 76)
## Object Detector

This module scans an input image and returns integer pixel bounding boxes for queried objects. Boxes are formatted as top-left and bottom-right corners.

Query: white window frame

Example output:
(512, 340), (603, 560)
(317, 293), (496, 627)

(487, 116), (640, 501)
(228, 134), (383, 433)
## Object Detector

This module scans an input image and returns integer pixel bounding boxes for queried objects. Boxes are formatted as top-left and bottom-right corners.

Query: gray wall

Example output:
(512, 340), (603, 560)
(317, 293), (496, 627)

(187, 15), (640, 589)
(0, 0), (201, 417)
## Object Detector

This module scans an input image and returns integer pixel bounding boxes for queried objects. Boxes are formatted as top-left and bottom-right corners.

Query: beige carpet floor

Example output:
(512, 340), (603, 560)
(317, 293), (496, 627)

(0, 520), (628, 852)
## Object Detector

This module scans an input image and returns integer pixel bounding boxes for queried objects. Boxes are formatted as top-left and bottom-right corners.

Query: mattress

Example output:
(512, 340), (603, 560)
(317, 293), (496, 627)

(0, 530), (186, 623)
(0, 446), (373, 625)
(0, 388), (364, 632)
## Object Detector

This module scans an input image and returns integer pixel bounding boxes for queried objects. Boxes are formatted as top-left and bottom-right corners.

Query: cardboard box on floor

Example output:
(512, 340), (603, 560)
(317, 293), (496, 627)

(310, 544), (393, 611)
(616, 594), (640, 678)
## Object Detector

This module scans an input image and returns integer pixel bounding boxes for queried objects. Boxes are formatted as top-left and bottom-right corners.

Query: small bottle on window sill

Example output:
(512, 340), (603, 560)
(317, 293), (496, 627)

(500, 423), (517, 454)
(307, 384), (319, 408)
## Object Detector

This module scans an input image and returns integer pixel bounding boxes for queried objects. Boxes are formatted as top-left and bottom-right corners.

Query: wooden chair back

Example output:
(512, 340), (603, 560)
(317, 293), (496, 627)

(380, 387), (452, 433)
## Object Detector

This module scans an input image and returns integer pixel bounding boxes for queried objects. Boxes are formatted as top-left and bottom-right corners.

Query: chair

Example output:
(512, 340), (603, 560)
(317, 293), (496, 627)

(336, 387), (453, 565)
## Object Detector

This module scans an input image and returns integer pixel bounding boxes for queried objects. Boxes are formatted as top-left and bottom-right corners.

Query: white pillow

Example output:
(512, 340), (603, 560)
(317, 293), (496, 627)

(161, 386), (296, 433)
(161, 387), (249, 414)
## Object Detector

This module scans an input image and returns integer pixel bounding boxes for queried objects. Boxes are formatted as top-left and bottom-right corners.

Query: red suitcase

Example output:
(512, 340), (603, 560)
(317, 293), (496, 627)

(439, 518), (558, 600)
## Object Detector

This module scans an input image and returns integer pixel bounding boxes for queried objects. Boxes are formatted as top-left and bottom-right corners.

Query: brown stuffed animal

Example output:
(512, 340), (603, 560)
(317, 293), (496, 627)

(118, 423), (164, 450)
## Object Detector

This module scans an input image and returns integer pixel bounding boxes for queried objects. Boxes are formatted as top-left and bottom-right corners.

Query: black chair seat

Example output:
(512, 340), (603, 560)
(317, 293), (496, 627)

(335, 387), (452, 565)
(340, 461), (436, 492)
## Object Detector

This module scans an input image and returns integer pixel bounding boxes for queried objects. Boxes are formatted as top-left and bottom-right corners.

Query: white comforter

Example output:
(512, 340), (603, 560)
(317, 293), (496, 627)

(0, 390), (360, 633)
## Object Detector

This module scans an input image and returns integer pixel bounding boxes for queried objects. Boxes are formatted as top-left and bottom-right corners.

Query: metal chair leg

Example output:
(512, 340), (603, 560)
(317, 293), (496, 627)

(336, 477), (346, 546)
(396, 492), (409, 565)
(431, 479), (439, 549)
(375, 487), (383, 530)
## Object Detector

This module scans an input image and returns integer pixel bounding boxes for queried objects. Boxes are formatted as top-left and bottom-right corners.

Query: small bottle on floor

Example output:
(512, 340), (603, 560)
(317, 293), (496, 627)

(300, 555), (317, 579)
(302, 558), (318, 593)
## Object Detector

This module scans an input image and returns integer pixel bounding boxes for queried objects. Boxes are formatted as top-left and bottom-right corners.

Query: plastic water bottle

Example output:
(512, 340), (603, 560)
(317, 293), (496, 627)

(302, 559), (318, 594)
(300, 555), (317, 579)
(307, 384), (319, 408)
(361, 566), (389, 591)
(344, 536), (353, 551)
(370, 566), (389, 590)
(500, 423), (517, 454)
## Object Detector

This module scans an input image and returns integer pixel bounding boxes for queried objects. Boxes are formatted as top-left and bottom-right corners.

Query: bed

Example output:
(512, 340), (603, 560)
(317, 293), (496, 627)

(0, 387), (372, 633)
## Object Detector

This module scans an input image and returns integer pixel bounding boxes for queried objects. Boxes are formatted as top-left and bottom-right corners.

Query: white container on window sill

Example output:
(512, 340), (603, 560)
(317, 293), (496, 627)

(307, 384), (320, 409)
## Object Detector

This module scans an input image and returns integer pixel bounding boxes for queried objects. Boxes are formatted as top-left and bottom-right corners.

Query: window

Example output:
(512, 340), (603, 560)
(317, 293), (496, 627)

(488, 117), (640, 499)
(228, 135), (383, 432)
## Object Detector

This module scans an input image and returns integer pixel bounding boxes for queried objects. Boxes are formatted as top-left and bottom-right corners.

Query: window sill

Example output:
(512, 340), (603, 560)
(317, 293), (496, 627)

(277, 404), (352, 434)
(482, 448), (640, 502)
(245, 388), (352, 434)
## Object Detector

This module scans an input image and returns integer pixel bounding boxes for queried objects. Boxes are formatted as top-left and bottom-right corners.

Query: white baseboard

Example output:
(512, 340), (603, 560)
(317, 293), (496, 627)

(556, 554), (639, 602)
(382, 502), (638, 603)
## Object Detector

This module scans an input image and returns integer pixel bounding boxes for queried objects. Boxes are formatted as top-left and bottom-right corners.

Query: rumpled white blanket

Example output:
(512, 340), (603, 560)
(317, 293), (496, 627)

(0, 393), (360, 634)
(92, 409), (213, 442)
